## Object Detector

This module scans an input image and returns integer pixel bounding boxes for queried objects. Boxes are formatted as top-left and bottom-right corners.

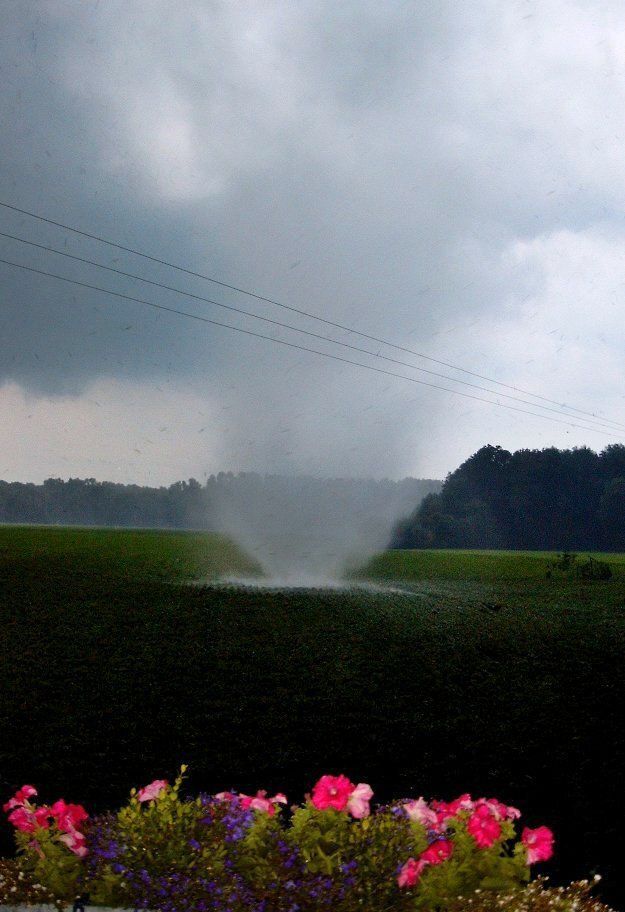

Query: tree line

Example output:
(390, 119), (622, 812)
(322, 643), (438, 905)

(392, 444), (625, 551)
(0, 473), (440, 531)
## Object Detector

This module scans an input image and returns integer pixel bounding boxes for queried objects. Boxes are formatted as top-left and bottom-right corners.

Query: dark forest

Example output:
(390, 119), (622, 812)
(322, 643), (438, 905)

(393, 444), (625, 551)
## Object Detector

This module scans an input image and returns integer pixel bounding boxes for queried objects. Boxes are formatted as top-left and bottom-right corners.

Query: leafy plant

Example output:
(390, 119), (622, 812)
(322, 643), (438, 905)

(3, 770), (566, 911)
(546, 552), (578, 576)
(2, 785), (88, 903)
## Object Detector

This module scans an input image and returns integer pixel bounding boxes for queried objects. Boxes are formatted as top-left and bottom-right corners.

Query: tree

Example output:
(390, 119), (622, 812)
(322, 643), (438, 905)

(391, 443), (625, 551)
(598, 477), (625, 550)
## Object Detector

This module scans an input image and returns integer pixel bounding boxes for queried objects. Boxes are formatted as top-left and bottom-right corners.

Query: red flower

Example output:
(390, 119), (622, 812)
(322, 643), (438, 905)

(467, 804), (502, 848)
(311, 774), (355, 812)
(49, 799), (88, 833)
(397, 857), (427, 888)
(420, 839), (453, 865)
(446, 793), (475, 816)
(478, 797), (521, 820)
(3, 785), (37, 813)
(522, 826), (554, 864)
(33, 806), (52, 829)
(8, 807), (38, 833)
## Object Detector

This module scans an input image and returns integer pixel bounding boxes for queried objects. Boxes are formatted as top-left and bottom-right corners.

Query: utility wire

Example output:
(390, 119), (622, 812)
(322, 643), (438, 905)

(0, 199), (617, 429)
(0, 255), (620, 440)
(2, 228), (623, 434)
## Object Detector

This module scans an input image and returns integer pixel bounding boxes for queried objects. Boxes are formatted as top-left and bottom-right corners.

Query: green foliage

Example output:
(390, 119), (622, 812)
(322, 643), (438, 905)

(12, 825), (84, 902)
(7, 781), (549, 911)
(88, 768), (228, 906)
(289, 804), (353, 874)
(5, 781), (571, 912)
(285, 804), (532, 910)
(414, 818), (529, 908)
(116, 768), (219, 874)
(234, 810), (283, 888)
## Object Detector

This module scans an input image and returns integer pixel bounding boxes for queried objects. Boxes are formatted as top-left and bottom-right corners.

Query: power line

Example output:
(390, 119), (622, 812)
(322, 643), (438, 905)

(3, 228), (623, 434)
(0, 199), (618, 429)
(0, 254), (620, 440)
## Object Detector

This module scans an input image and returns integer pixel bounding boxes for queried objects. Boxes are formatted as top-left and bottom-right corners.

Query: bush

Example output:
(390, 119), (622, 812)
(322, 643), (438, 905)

(574, 557), (613, 581)
(546, 553), (612, 581)
(2, 769), (607, 912)
(546, 552), (578, 577)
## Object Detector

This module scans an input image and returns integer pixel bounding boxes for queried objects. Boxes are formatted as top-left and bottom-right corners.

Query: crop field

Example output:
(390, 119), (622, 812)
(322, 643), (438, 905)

(1, 527), (624, 905)
(0, 524), (262, 581)
(359, 546), (625, 582)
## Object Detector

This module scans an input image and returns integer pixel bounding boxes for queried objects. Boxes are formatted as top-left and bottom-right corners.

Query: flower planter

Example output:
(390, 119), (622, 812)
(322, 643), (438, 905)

(1, 773), (561, 912)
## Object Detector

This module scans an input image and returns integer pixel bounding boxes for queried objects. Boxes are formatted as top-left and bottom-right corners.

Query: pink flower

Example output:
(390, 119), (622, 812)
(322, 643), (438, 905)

(7, 803), (52, 832)
(8, 807), (38, 832)
(59, 828), (88, 858)
(447, 793), (475, 816)
(34, 807), (52, 829)
(420, 839), (453, 866)
(397, 838), (453, 887)
(3, 785), (37, 812)
(430, 799), (457, 827)
(397, 857), (427, 888)
(431, 793), (476, 827)
(137, 780), (169, 803)
(346, 783), (373, 819)
(49, 800), (88, 832)
(467, 804), (502, 848)
(215, 791), (237, 802)
(238, 790), (287, 816)
(404, 797), (439, 829)
(522, 826), (554, 864)
(311, 775), (355, 812)
(478, 797), (521, 821)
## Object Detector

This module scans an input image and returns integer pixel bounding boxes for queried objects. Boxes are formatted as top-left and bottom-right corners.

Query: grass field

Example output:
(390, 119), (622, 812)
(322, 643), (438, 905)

(359, 547), (625, 582)
(0, 524), (262, 581)
(1, 527), (624, 905)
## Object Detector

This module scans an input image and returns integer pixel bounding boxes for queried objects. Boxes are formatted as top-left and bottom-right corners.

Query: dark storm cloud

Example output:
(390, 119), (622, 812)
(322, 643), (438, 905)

(0, 1), (510, 390)
(0, 4), (227, 393)
(1, 0), (624, 480)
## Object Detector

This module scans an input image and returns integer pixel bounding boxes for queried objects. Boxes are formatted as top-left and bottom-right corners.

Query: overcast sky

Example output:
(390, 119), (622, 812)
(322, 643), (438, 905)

(1, 0), (624, 485)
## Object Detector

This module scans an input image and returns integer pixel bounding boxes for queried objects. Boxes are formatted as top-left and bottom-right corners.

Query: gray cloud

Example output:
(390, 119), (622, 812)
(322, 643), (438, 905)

(1, 0), (623, 482)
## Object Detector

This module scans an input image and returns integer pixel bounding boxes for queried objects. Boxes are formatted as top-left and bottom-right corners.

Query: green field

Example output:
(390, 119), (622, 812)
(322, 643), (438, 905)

(360, 547), (625, 582)
(1, 527), (624, 905)
(0, 524), (262, 580)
